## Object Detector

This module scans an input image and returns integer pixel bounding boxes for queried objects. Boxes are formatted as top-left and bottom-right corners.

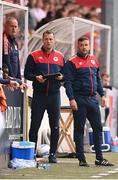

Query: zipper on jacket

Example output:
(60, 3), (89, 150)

(46, 54), (50, 96)
(89, 67), (93, 96)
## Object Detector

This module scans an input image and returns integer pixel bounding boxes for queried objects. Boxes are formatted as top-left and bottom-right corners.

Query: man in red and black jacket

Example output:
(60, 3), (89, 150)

(24, 30), (64, 163)
(64, 36), (113, 167)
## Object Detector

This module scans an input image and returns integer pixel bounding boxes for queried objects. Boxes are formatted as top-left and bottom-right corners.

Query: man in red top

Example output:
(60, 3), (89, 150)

(24, 30), (64, 163)
(64, 36), (114, 167)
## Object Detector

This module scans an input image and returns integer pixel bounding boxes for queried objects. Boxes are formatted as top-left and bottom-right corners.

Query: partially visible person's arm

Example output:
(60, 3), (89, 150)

(97, 68), (107, 107)
(97, 69), (105, 97)
(0, 77), (19, 90)
(0, 77), (10, 85)
(64, 61), (75, 100)
(64, 61), (78, 111)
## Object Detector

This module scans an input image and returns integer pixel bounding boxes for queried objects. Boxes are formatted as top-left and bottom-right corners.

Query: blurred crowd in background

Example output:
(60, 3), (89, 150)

(3, 0), (101, 34)
(3, 0), (102, 60)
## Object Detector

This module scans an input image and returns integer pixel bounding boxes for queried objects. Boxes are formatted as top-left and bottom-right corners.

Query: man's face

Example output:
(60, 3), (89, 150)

(5, 19), (18, 37)
(43, 33), (55, 51)
(77, 39), (90, 56)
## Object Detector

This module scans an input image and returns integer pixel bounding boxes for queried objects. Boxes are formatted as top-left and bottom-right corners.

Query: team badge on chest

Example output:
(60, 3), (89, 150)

(79, 62), (82, 65)
(91, 60), (95, 64)
(53, 57), (58, 62)
(39, 56), (43, 59)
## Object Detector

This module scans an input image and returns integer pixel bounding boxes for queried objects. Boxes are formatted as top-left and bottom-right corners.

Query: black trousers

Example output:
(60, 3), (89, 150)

(29, 91), (60, 154)
(73, 95), (103, 161)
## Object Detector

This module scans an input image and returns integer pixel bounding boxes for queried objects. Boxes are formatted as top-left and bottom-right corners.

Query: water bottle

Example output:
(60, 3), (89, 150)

(37, 162), (50, 170)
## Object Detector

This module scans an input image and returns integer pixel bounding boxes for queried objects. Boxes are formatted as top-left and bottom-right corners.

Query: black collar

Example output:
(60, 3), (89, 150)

(77, 52), (89, 59)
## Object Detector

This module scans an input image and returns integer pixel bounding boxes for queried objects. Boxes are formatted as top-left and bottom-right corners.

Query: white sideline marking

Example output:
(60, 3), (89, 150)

(113, 168), (118, 170)
(91, 175), (102, 178)
(99, 173), (109, 176)
(90, 167), (118, 179)
(107, 170), (118, 173)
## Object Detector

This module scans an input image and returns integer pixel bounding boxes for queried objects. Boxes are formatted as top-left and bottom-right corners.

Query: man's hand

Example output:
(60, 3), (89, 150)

(101, 96), (107, 107)
(55, 73), (63, 81)
(9, 80), (19, 89)
(19, 83), (28, 91)
(36, 75), (46, 83)
(70, 99), (78, 111)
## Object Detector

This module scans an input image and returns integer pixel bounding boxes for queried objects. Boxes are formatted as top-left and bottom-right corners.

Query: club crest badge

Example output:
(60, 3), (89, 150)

(79, 62), (82, 65)
(39, 56), (43, 59)
(36, 56), (43, 62)
(91, 60), (95, 64)
(53, 57), (58, 62)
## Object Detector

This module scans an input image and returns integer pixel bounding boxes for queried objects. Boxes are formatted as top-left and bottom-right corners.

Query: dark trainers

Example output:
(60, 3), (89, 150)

(49, 154), (57, 163)
(79, 160), (90, 167)
(95, 159), (114, 166)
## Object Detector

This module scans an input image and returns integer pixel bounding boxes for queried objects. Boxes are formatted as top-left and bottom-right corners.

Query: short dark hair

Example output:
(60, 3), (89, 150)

(43, 30), (55, 38)
(78, 36), (89, 42)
